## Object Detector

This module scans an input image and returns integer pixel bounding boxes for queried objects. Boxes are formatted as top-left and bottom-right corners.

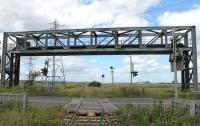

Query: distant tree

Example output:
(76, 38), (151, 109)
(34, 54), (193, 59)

(25, 71), (41, 87)
(88, 81), (101, 87)
(144, 81), (150, 84)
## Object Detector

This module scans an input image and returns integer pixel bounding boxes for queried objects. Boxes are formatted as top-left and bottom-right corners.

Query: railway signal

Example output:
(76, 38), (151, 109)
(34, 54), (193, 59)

(101, 74), (105, 83)
(130, 56), (138, 84)
(110, 66), (114, 87)
(132, 71), (138, 77)
(41, 60), (49, 76)
(41, 67), (48, 76)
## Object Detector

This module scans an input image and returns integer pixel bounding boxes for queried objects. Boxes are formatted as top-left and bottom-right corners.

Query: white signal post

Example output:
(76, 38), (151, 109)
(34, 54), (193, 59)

(130, 56), (134, 84)
(173, 28), (178, 99)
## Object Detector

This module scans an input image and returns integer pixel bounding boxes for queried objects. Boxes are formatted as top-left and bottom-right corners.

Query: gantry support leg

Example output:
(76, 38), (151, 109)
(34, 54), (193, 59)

(4, 53), (21, 87)
(191, 26), (198, 90)
(14, 54), (20, 86)
(1, 33), (8, 88)
(9, 53), (14, 87)
(181, 51), (190, 91)
(181, 70), (185, 90)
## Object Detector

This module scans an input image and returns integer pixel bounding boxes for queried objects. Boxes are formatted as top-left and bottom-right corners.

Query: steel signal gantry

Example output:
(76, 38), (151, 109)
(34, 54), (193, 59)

(0, 26), (198, 91)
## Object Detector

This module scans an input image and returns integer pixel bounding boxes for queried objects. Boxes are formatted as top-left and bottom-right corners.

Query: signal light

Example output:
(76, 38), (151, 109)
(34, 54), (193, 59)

(132, 71), (138, 77)
(41, 67), (48, 76)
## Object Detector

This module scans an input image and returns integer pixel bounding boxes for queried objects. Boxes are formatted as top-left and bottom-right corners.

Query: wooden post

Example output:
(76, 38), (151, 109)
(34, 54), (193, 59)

(22, 93), (27, 112)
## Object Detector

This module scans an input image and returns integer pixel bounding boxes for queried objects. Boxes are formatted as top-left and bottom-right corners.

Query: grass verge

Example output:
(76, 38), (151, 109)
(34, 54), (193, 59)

(115, 103), (200, 126)
(1, 83), (200, 98)
(0, 102), (66, 126)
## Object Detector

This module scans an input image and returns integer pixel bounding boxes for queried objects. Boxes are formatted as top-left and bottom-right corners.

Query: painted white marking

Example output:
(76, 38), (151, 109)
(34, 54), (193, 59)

(29, 99), (68, 103)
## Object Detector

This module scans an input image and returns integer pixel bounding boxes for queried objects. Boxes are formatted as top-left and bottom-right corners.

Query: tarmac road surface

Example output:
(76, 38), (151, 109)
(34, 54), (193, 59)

(28, 97), (180, 108)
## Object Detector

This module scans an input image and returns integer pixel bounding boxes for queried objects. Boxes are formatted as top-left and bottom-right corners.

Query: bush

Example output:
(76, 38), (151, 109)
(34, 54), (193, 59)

(88, 81), (101, 87)
(115, 103), (200, 126)
(24, 71), (41, 87)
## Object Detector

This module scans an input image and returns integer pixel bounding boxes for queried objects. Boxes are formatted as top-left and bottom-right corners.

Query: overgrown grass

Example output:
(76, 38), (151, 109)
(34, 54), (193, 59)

(115, 103), (200, 126)
(0, 102), (66, 126)
(0, 85), (26, 93)
(26, 83), (176, 98)
(1, 83), (200, 98)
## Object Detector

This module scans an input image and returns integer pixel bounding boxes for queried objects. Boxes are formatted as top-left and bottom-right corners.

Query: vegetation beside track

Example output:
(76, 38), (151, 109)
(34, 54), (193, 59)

(0, 103), (66, 126)
(1, 101), (200, 126)
(116, 103), (200, 126)
(0, 82), (200, 99)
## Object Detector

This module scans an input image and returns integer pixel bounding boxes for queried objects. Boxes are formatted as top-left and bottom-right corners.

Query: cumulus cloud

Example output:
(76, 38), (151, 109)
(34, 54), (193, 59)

(120, 55), (173, 82)
(1, 0), (165, 82)
(26, 56), (87, 72)
(158, 5), (200, 80)
(158, 5), (200, 40)
(61, 56), (87, 69)
(20, 56), (83, 79)
(0, 0), (49, 31)
(0, 0), (159, 31)
(122, 56), (169, 73)
(53, 57), (107, 82)
(0, 33), (3, 55)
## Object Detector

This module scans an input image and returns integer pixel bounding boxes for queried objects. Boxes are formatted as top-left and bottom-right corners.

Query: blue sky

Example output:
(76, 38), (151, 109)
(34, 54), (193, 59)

(0, 0), (200, 83)
(147, 0), (200, 25)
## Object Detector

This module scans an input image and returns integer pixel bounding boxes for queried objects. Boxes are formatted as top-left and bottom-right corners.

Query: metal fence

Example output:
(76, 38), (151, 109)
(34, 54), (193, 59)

(0, 92), (28, 112)
(171, 98), (197, 115)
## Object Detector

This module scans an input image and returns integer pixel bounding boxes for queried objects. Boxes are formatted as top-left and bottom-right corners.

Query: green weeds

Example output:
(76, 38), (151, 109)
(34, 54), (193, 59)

(0, 103), (66, 126)
(116, 103), (200, 126)
(1, 83), (199, 98)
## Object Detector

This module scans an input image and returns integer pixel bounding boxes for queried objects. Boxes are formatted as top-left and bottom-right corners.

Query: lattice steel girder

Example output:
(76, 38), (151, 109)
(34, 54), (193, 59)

(0, 26), (198, 89)
(6, 26), (192, 35)
(5, 26), (191, 49)
(10, 47), (191, 56)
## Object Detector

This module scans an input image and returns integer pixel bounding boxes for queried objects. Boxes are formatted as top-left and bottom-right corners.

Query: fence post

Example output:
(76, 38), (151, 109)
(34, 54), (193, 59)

(190, 101), (196, 115)
(22, 93), (27, 112)
(2, 93), (5, 105)
(0, 93), (1, 104)
(0, 92), (27, 112)
(171, 98), (175, 107)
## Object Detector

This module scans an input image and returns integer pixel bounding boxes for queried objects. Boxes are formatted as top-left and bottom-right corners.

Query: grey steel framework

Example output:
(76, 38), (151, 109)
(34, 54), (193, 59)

(0, 26), (198, 90)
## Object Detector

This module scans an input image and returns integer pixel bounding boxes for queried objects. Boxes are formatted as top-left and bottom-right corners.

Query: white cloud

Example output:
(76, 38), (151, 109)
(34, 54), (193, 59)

(90, 59), (97, 63)
(19, 56), (86, 80)
(122, 56), (169, 73)
(25, 56), (87, 72)
(0, 33), (2, 41)
(20, 56), (105, 82)
(0, 33), (3, 55)
(0, 0), (49, 31)
(120, 56), (172, 82)
(0, 0), (159, 31)
(1, 0), (168, 82)
(61, 56), (87, 69)
(158, 5), (200, 81)
(158, 5), (200, 40)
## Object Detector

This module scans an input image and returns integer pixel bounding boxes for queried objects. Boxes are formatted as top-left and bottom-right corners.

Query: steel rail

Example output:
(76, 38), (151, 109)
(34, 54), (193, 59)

(97, 98), (113, 125)
(69, 98), (82, 126)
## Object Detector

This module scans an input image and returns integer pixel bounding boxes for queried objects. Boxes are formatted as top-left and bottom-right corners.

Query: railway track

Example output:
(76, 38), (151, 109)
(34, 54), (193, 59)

(64, 98), (118, 126)
(97, 98), (118, 126)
